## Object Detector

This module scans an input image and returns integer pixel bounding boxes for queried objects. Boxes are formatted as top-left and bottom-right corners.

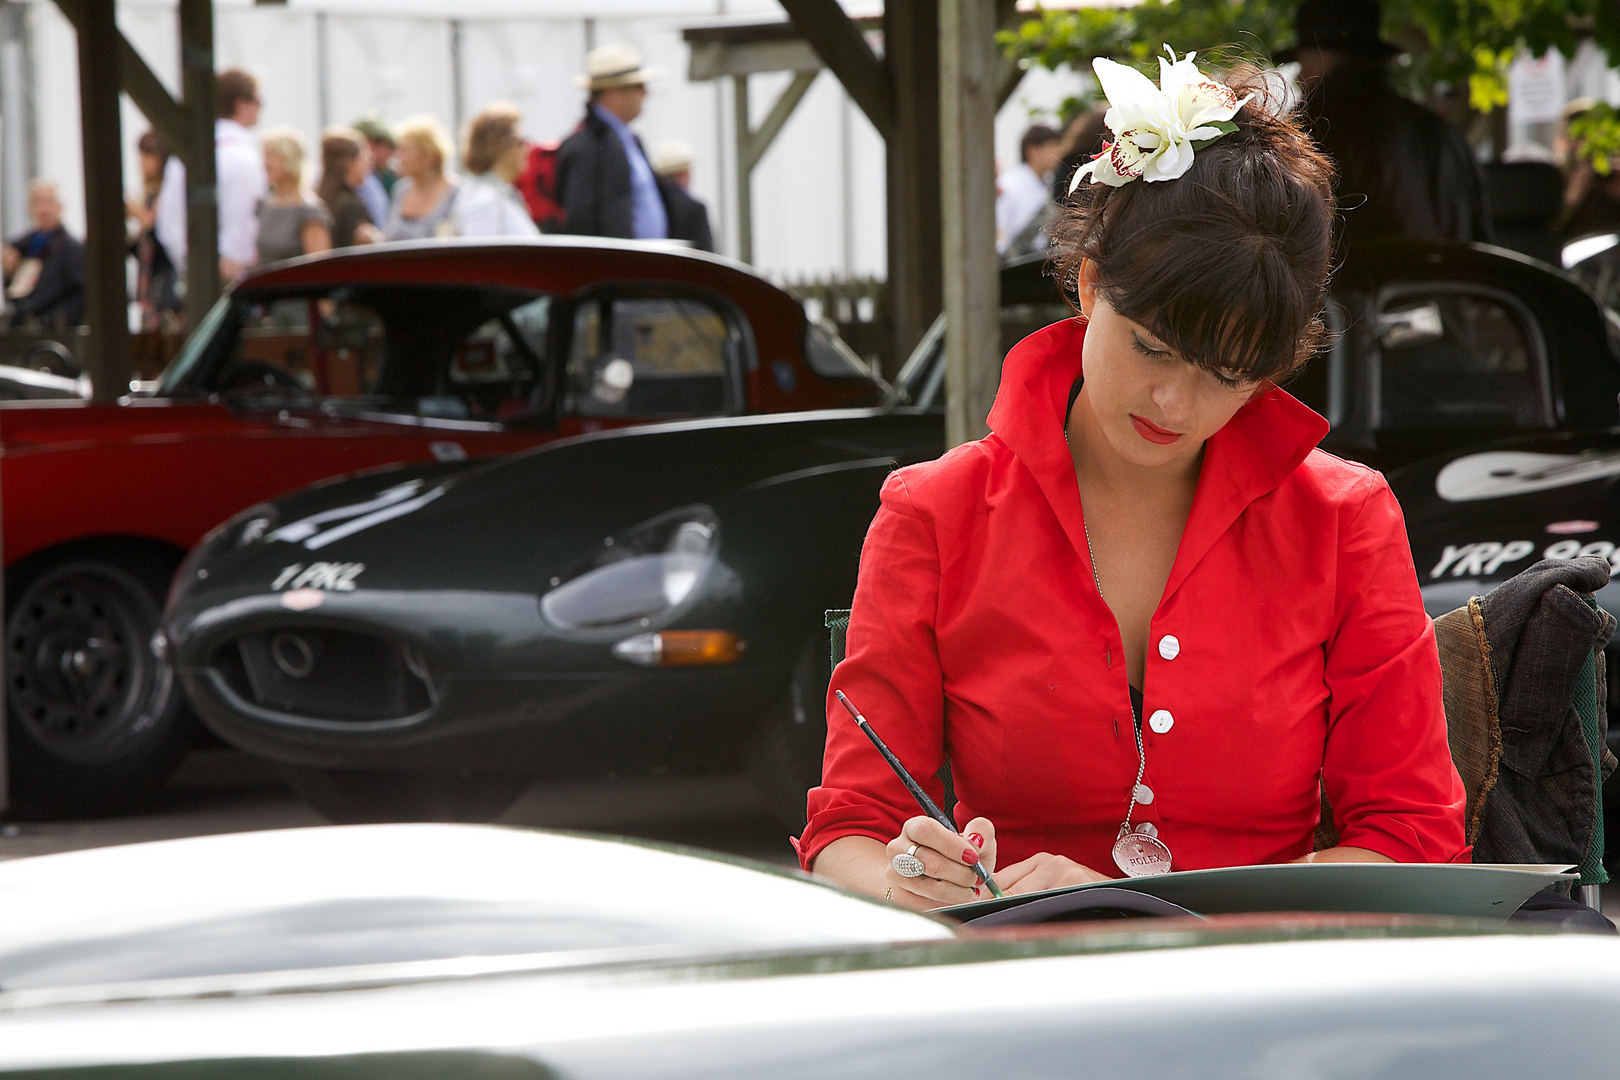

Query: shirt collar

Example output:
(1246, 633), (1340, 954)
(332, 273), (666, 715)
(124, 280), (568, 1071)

(216, 118), (253, 144)
(591, 103), (633, 140)
(987, 318), (1331, 605)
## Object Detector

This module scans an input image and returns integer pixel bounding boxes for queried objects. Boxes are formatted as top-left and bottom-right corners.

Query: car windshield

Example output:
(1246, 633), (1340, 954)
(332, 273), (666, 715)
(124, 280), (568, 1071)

(158, 284), (555, 425)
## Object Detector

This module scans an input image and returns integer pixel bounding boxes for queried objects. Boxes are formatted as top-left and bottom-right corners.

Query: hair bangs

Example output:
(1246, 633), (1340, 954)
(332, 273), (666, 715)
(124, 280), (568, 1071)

(1102, 226), (1316, 385)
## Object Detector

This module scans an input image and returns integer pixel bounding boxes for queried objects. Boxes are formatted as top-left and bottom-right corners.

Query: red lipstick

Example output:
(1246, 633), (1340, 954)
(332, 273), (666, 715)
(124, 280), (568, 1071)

(1131, 414), (1181, 445)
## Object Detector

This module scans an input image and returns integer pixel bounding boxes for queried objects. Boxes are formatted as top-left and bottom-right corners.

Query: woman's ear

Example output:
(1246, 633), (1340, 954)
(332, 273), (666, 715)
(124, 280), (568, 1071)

(1075, 258), (1098, 321)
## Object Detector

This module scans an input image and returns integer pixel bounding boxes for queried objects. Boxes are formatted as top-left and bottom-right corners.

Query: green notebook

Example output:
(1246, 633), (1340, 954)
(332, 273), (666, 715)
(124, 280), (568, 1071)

(938, 862), (1578, 921)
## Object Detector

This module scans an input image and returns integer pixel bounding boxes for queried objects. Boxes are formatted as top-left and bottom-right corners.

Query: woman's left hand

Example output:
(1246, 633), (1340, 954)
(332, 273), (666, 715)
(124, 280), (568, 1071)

(996, 852), (1112, 894)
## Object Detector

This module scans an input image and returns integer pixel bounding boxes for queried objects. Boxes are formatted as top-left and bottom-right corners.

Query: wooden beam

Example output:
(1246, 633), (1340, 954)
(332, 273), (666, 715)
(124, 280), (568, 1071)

(776, 0), (893, 138)
(742, 69), (817, 170)
(994, 0), (1027, 110)
(733, 70), (819, 264)
(997, 53), (1027, 109)
(117, 35), (194, 166)
(689, 38), (822, 82)
(60, 0), (133, 405)
(54, 1), (190, 163)
(179, 0), (220, 326)
(941, 0), (1000, 447)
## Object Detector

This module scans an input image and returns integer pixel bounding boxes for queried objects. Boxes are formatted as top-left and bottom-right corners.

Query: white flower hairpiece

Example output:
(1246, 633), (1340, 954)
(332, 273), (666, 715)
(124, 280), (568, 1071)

(1069, 46), (1250, 193)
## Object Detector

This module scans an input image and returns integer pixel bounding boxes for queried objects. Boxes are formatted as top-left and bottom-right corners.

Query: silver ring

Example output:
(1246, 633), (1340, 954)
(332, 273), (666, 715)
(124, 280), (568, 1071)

(892, 843), (926, 879)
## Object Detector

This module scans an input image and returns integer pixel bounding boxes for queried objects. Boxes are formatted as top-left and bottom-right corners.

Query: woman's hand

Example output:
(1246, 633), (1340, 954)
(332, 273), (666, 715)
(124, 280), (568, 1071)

(996, 851), (1111, 894)
(883, 815), (997, 909)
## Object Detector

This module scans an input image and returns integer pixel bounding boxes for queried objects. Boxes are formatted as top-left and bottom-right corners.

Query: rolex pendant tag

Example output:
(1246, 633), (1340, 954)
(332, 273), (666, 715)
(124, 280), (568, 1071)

(1112, 825), (1172, 877)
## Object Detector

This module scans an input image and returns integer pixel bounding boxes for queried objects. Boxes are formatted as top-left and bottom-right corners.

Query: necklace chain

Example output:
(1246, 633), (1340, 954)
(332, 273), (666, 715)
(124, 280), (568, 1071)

(1067, 419), (1149, 835)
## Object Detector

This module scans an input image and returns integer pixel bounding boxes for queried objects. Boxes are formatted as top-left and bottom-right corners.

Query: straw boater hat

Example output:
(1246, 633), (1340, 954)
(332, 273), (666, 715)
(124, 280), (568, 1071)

(650, 139), (694, 177)
(574, 44), (661, 91)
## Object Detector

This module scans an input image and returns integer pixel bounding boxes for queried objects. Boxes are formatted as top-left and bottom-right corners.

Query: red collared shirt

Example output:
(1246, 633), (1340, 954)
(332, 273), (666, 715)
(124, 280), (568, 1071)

(798, 319), (1468, 874)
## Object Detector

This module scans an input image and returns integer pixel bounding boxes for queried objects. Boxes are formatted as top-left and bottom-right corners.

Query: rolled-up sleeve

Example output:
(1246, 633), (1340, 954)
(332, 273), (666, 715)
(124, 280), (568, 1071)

(1323, 477), (1469, 863)
(797, 470), (949, 870)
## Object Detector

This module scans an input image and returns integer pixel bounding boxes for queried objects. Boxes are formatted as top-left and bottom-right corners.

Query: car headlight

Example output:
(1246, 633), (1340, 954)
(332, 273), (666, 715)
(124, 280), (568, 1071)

(540, 506), (719, 633)
(166, 503), (278, 613)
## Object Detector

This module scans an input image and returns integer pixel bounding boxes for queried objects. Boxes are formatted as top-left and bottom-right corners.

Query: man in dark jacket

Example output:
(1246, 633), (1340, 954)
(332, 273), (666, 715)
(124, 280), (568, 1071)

(2, 179), (85, 329)
(555, 44), (670, 241)
(1283, 0), (1492, 249)
(651, 140), (714, 252)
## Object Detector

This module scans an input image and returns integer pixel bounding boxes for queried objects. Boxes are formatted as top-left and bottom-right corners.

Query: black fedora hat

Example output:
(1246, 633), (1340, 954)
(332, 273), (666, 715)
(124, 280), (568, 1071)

(1276, 0), (1402, 62)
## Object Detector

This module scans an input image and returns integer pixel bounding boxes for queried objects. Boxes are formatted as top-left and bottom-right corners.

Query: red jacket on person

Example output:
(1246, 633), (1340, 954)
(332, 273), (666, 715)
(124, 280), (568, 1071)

(798, 318), (1468, 875)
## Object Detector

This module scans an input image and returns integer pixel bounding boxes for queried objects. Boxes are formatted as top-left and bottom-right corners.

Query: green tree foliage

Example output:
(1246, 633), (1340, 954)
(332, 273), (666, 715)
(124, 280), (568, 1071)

(1002, 0), (1620, 114)
(1568, 102), (1620, 172)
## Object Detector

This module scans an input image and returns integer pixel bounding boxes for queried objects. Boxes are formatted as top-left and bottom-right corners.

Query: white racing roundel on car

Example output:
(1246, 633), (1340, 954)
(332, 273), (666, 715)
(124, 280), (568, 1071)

(1435, 450), (1620, 502)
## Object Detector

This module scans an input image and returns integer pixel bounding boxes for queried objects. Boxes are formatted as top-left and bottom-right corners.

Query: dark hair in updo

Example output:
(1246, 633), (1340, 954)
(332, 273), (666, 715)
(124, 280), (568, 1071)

(1048, 66), (1336, 384)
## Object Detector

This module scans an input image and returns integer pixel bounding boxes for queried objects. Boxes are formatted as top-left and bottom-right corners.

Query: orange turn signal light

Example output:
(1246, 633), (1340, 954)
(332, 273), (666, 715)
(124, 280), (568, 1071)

(657, 630), (747, 666)
(612, 630), (747, 667)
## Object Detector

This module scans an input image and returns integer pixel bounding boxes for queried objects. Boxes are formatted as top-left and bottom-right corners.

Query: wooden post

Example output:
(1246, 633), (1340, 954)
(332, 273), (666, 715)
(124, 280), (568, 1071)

(940, 0), (999, 447)
(179, 0), (219, 328)
(69, 0), (133, 406)
(732, 74), (752, 263)
(885, 0), (942, 378)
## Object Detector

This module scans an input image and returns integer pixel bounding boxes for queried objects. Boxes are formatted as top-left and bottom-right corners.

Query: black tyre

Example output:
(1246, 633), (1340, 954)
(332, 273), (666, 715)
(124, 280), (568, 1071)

(747, 633), (832, 832)
(21, 340), (79, 378)
(5, 552), (195, 818)
(284, 766), (530, 824)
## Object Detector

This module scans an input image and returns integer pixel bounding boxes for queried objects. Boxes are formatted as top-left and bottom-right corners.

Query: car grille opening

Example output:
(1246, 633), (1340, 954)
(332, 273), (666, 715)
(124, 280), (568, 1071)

(218, 629), (433, 722)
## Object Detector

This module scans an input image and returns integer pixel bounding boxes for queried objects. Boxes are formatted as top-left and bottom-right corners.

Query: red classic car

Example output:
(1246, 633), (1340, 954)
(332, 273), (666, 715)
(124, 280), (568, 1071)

(1, 238), (880, 816)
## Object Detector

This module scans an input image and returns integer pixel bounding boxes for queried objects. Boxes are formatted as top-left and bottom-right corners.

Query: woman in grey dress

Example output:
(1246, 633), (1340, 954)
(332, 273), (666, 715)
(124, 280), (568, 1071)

(256, 127), (331, 266)
(385, 116), (460, 241)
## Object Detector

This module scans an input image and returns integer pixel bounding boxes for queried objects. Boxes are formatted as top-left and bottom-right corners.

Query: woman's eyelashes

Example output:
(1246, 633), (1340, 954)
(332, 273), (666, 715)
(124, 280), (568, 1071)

(1128, 332), (1252, 391)
(1130, 332), (1171, 359)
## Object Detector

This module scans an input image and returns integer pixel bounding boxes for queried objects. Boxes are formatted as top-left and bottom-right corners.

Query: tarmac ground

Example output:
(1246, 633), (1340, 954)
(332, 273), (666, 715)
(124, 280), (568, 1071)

(0, 748), (798, 868)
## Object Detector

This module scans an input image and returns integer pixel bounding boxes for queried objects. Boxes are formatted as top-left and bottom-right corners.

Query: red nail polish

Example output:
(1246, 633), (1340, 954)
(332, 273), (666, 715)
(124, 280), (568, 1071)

(962, 848), (978, 864)
(974, 886), (982, 898)
(968, 832), (985, 850)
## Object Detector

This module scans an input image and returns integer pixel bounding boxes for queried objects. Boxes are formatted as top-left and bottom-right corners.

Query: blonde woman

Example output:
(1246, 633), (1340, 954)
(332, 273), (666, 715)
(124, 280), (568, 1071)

(452, 102), (539, 238)
(256, 127), (332, 265)
(385, 115), (460, 241)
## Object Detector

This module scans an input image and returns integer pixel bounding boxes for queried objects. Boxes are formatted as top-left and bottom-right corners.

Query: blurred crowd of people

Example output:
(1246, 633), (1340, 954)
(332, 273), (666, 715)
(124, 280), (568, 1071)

(1, 43), (712, 332)
(15, 7), (1620, 335)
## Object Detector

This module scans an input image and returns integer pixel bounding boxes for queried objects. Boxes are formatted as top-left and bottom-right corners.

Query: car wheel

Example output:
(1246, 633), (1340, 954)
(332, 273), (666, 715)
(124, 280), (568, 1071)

(283, 767), (531, 824)
(4, 554), (195, 818)
(747, 633), (832, 832)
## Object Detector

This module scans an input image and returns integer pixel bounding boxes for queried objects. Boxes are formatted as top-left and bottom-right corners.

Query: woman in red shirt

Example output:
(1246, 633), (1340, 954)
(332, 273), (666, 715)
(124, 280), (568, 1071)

(800, 55), (1468, 908)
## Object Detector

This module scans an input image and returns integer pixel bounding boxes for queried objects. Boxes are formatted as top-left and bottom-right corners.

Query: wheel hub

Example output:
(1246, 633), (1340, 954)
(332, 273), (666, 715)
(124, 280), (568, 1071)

(8, 569), (158, 760)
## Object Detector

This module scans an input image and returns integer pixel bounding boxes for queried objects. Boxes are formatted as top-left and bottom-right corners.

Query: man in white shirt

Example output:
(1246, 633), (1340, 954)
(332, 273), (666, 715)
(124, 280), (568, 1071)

(996, 124), (1062, 256)
(154, 69), (268, 283)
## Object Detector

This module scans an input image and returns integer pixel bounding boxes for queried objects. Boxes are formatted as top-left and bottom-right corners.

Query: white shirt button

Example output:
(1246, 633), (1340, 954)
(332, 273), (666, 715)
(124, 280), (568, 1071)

(1133, 783), (1155, 805)
(1158, 635), (1181, 660)
(1148, 709), (1174, 734)
(1134, 822), (1159, 838)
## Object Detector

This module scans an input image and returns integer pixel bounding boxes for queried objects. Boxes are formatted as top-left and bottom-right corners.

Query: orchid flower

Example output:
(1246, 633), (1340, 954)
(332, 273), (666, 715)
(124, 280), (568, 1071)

(1070, 46), (1250, 193)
